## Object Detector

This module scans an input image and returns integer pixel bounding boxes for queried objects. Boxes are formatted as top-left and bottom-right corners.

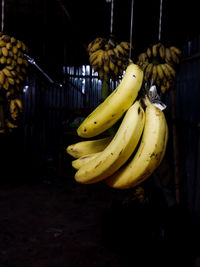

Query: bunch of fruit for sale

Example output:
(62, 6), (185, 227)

(137, 42), (181, 93)
(0, 32), (29, 131)
(66, 62), (169, 189)
(88, 37), (132, 81)
(0, 32), (29, 97)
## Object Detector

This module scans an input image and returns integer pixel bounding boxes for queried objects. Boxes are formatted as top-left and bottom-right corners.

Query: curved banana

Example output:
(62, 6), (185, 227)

(77, 63), (143, 138)
(74, 100), (145, 184)
(106, 97), (168, 189)
(72, 152), (100, 170)
(66, 136), (113, 159)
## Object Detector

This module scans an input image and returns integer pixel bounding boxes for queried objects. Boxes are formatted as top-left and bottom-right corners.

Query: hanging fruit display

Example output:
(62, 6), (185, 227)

(87, 36), (132, 81)
(0, 32), (29, 132)
(0, 32), (29, 98)
(66, 62), (168, 189)
(137, 42), (181, 94)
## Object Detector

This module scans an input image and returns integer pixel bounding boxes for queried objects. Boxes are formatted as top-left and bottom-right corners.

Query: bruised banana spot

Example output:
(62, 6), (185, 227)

(138, 107), (141, 114)
(119, 149), (123, 156)
(95, 161), (102, 168)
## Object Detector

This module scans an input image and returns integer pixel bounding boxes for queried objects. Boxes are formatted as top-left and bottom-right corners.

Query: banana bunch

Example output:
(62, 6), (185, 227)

(88, 37), (132, 81)
(0, 32), (29, 97)
(137, 42), (181, 93)
(66, 62), (168, 190)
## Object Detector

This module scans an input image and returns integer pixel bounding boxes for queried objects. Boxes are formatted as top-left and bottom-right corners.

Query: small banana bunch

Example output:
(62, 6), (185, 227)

(66, 63), (168, 190)
(0, 32), (29, 97)
(88, 37), (132, 81)
(5, 98), (23, 130)
(137, 42), (181, 93)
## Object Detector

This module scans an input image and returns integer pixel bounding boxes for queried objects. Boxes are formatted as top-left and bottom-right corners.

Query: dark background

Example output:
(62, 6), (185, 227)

(3, 0), (200, 76)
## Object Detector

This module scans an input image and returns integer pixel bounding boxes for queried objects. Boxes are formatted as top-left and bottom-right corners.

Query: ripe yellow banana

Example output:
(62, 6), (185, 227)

(165, 63), (176, 78)
(72, 152), (100, 170)
(144, 63), (153, 81)
(169, 46), (181, 56)
(75, 100), (145, 184)
(106, 97), (168, 189)
(159, 44), (165, 59)
(152, 65), (157, 82)
(156, 64), (164, 80)
(147, 47), (152, 58)
(160, 63), (172, 80)
(77, 63), (143, 138)
(66, 136), (113, 158)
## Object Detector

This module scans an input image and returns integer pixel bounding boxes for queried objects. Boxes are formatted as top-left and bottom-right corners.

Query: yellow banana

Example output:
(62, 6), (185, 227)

(144, 63), (153, 82)
(156, 64), (164, 80)
(89, 50), (103, 66)
(2, 67), (12, 77)
(165, 63), (176, 78)
(159, 44), (165, 59)
(0, 70), (5, 84)
(106, 97), (168, 189)
(2, 47), (8, 57)
(152, 43), (158, 57)
(146, 47), (152, 58)
(138, 52), (147, 63)
(165, 47), (172, 62)
(160, 64), (172, 80)
(66, 136), (113, 159)
(77, 63), (143, 138)
(120, 41), (131, 52)
(72, 152), (100, 170)
(88, 38), (106, 53)
(115, 44), (129, 57)
(75, 100), (145, 184)
(170, 50), (180, 64)
(169, 46), (181, 57)
(152, 64), (157, 82)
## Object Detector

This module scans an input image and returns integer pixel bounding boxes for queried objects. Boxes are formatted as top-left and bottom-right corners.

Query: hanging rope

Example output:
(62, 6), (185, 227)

(129, 0), (134, 58)
(158, 0), (163, 41)
(1, 0), (5, 32)
(110, 0), (114, 35)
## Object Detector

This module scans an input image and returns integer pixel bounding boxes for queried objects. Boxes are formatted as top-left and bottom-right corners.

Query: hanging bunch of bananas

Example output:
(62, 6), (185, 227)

(0, 32), (29, 98)
(5, 98), (23, 130)
(137, 42), (181, 93)
(66, 62), (169, 190)
(88, 37), (132, 81)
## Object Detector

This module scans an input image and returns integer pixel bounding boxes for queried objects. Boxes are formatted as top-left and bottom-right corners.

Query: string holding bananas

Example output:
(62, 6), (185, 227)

(66, 62), (168, 190)
(88, 37), (133, 81)
(137, 42), (181, 93)
(0, 32), (29, 97)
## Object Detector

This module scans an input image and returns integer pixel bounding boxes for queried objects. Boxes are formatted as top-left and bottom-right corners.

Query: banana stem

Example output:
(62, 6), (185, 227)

(101, 72), (110, 101)
(142, 94), (151, 106)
